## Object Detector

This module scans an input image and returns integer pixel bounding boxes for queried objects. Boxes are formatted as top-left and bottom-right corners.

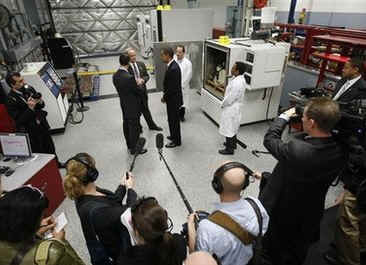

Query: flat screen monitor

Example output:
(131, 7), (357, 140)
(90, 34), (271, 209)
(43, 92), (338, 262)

(40, 71), (60, 98)
(0, 133), (32, 157)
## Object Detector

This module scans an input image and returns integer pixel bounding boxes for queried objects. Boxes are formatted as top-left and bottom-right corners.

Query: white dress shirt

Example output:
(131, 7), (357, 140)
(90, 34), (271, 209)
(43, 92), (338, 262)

(333, 75), (362, 100)
(129, 62), (140, 79)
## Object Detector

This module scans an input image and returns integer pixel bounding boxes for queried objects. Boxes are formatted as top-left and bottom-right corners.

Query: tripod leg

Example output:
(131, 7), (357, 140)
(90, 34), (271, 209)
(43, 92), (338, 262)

(73, 71), (89, 112)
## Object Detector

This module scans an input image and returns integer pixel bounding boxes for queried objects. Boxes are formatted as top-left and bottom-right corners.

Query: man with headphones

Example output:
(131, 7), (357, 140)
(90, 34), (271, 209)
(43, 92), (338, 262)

(186, 161), (269, 265)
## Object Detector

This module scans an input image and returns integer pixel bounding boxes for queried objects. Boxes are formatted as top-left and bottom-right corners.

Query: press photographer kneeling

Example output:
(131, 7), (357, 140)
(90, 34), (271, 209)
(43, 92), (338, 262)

(186, 162), (269, 265)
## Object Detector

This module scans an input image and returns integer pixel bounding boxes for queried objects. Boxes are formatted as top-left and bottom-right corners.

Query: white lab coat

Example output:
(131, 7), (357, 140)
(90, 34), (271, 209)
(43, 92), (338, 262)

(219, 75), (246, 138)
(175, 56), (192, 108)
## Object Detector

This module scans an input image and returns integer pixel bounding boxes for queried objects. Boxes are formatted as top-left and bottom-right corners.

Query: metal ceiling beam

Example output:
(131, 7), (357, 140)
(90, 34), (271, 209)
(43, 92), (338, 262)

(51, 5), (156, 10)
(62, 29), (134, 33)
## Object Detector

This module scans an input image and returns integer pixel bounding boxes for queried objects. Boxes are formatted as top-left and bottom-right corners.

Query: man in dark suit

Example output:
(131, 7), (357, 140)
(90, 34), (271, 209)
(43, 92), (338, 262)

(5, 72), (64, 167)
(332, 57), (366, 102)
(113, 53), (147, 155)
(256, 97), (346, 265)
(127, 48), (162, 132)
(160, 47), (183, 148)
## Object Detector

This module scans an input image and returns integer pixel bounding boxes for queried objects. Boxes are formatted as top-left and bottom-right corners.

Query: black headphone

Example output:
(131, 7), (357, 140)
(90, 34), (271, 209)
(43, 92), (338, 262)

(211, 162), (253, 194)
(66, 153), (99, 184)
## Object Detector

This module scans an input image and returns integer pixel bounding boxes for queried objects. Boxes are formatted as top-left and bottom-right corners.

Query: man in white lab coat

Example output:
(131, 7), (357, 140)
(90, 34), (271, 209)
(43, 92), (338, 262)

(175, 45), (192, 122)
(218, 62), (247, 155)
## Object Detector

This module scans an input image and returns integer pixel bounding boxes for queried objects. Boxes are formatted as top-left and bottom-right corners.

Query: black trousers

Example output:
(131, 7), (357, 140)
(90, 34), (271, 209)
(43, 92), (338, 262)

(167, 101), (181, 145)
(140, 94), (157, 129)
(225, 135), (237, 151)
(263, 223), (313, 265)
(123, 118), (140, 151)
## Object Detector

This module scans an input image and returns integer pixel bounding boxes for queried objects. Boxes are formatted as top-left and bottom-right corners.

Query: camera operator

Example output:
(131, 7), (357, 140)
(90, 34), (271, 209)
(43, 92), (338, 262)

(187, 161), (269, 265)
(332, 57), (366, 102)
(257, 97), (346, 265)
(5, 72), (63, 167)
(324, 137), (366, 265)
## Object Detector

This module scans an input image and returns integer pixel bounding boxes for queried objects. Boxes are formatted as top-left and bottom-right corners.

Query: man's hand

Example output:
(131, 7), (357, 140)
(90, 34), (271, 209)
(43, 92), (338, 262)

(27, 98), (38, 110)
(335, 191), (346, 205)
(161, 97), (166, 103)
(187, 213), (198, 253)
(187, 213), (197, 229)
(283, 107), (296, 118)
(37, 216), (56, 237)
(253, 171), (262, 180)
(53, 228), (66, 241)
(122, 172), (135, 189)
(137, 78), (145, 86)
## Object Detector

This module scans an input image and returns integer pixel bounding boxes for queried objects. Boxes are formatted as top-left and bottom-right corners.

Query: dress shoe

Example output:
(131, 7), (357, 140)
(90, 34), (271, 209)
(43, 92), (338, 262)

(223, 142), (237, 149)
(167, 136), (173, 140)
(218, 149), (234, 155)
(323, 249), (340, 265)
(165, 142), (180, 148)
(130, 148), (148, 155)
(149, 126), (163, 131)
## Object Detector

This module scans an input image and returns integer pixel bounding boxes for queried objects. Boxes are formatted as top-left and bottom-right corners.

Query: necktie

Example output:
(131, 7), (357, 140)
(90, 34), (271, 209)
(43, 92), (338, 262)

(333, 81), (350, 100)
(132, 63), (140, 79)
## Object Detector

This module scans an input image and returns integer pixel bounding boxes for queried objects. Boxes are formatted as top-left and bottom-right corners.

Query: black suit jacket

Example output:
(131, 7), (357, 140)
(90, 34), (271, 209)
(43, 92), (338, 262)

(163, 60), (183, 106)
(332, 76), (366, 102)
(259, 118), (346, 244)
(113, 69), (142, 119)
(6, 89), (49, 133)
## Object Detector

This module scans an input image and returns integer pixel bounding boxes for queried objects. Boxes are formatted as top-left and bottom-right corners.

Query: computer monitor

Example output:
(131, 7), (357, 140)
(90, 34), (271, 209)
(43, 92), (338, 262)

(0, 133), (32, 157)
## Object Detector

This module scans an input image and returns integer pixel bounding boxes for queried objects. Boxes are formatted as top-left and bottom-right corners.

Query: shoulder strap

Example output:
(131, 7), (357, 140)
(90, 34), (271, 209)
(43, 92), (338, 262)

(245, 198), (263, 237)
(208, 211), (254, 245)
(34, 241), (53, 265)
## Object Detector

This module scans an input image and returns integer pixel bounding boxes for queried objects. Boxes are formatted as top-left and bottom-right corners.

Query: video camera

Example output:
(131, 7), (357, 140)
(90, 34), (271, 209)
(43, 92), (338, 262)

(22, 84), (42, 100)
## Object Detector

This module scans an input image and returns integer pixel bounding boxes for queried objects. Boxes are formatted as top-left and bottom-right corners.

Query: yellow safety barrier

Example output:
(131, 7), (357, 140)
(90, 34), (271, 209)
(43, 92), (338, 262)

(77, 70), (116, 76)
(77, 65), (155, 77)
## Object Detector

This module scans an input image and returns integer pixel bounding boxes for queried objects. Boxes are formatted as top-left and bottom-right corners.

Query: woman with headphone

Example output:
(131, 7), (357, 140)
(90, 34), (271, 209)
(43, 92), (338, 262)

(63, 153), (137, 265)
(117, 197), (187, 265)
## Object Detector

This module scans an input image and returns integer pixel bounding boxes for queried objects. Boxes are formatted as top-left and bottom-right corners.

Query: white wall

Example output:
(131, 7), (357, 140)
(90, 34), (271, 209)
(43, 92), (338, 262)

(170, 0), (236, 27)
(270, 0), (366, 13)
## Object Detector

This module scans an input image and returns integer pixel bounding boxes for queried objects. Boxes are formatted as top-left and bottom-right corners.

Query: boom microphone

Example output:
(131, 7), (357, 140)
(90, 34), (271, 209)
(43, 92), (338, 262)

(156, 133), (164, 150)
(156, 133), (194, 214)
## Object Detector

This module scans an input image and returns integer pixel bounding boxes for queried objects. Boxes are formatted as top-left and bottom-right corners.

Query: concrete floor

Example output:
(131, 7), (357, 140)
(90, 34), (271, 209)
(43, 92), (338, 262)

(51, 56), (343, 264)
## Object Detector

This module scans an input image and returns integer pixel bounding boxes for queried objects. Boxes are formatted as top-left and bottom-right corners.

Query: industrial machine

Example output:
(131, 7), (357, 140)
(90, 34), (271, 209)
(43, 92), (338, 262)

(20, 62), (69, 132)
(201, 38), (290, 125)
(139, 8), (213, 57)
